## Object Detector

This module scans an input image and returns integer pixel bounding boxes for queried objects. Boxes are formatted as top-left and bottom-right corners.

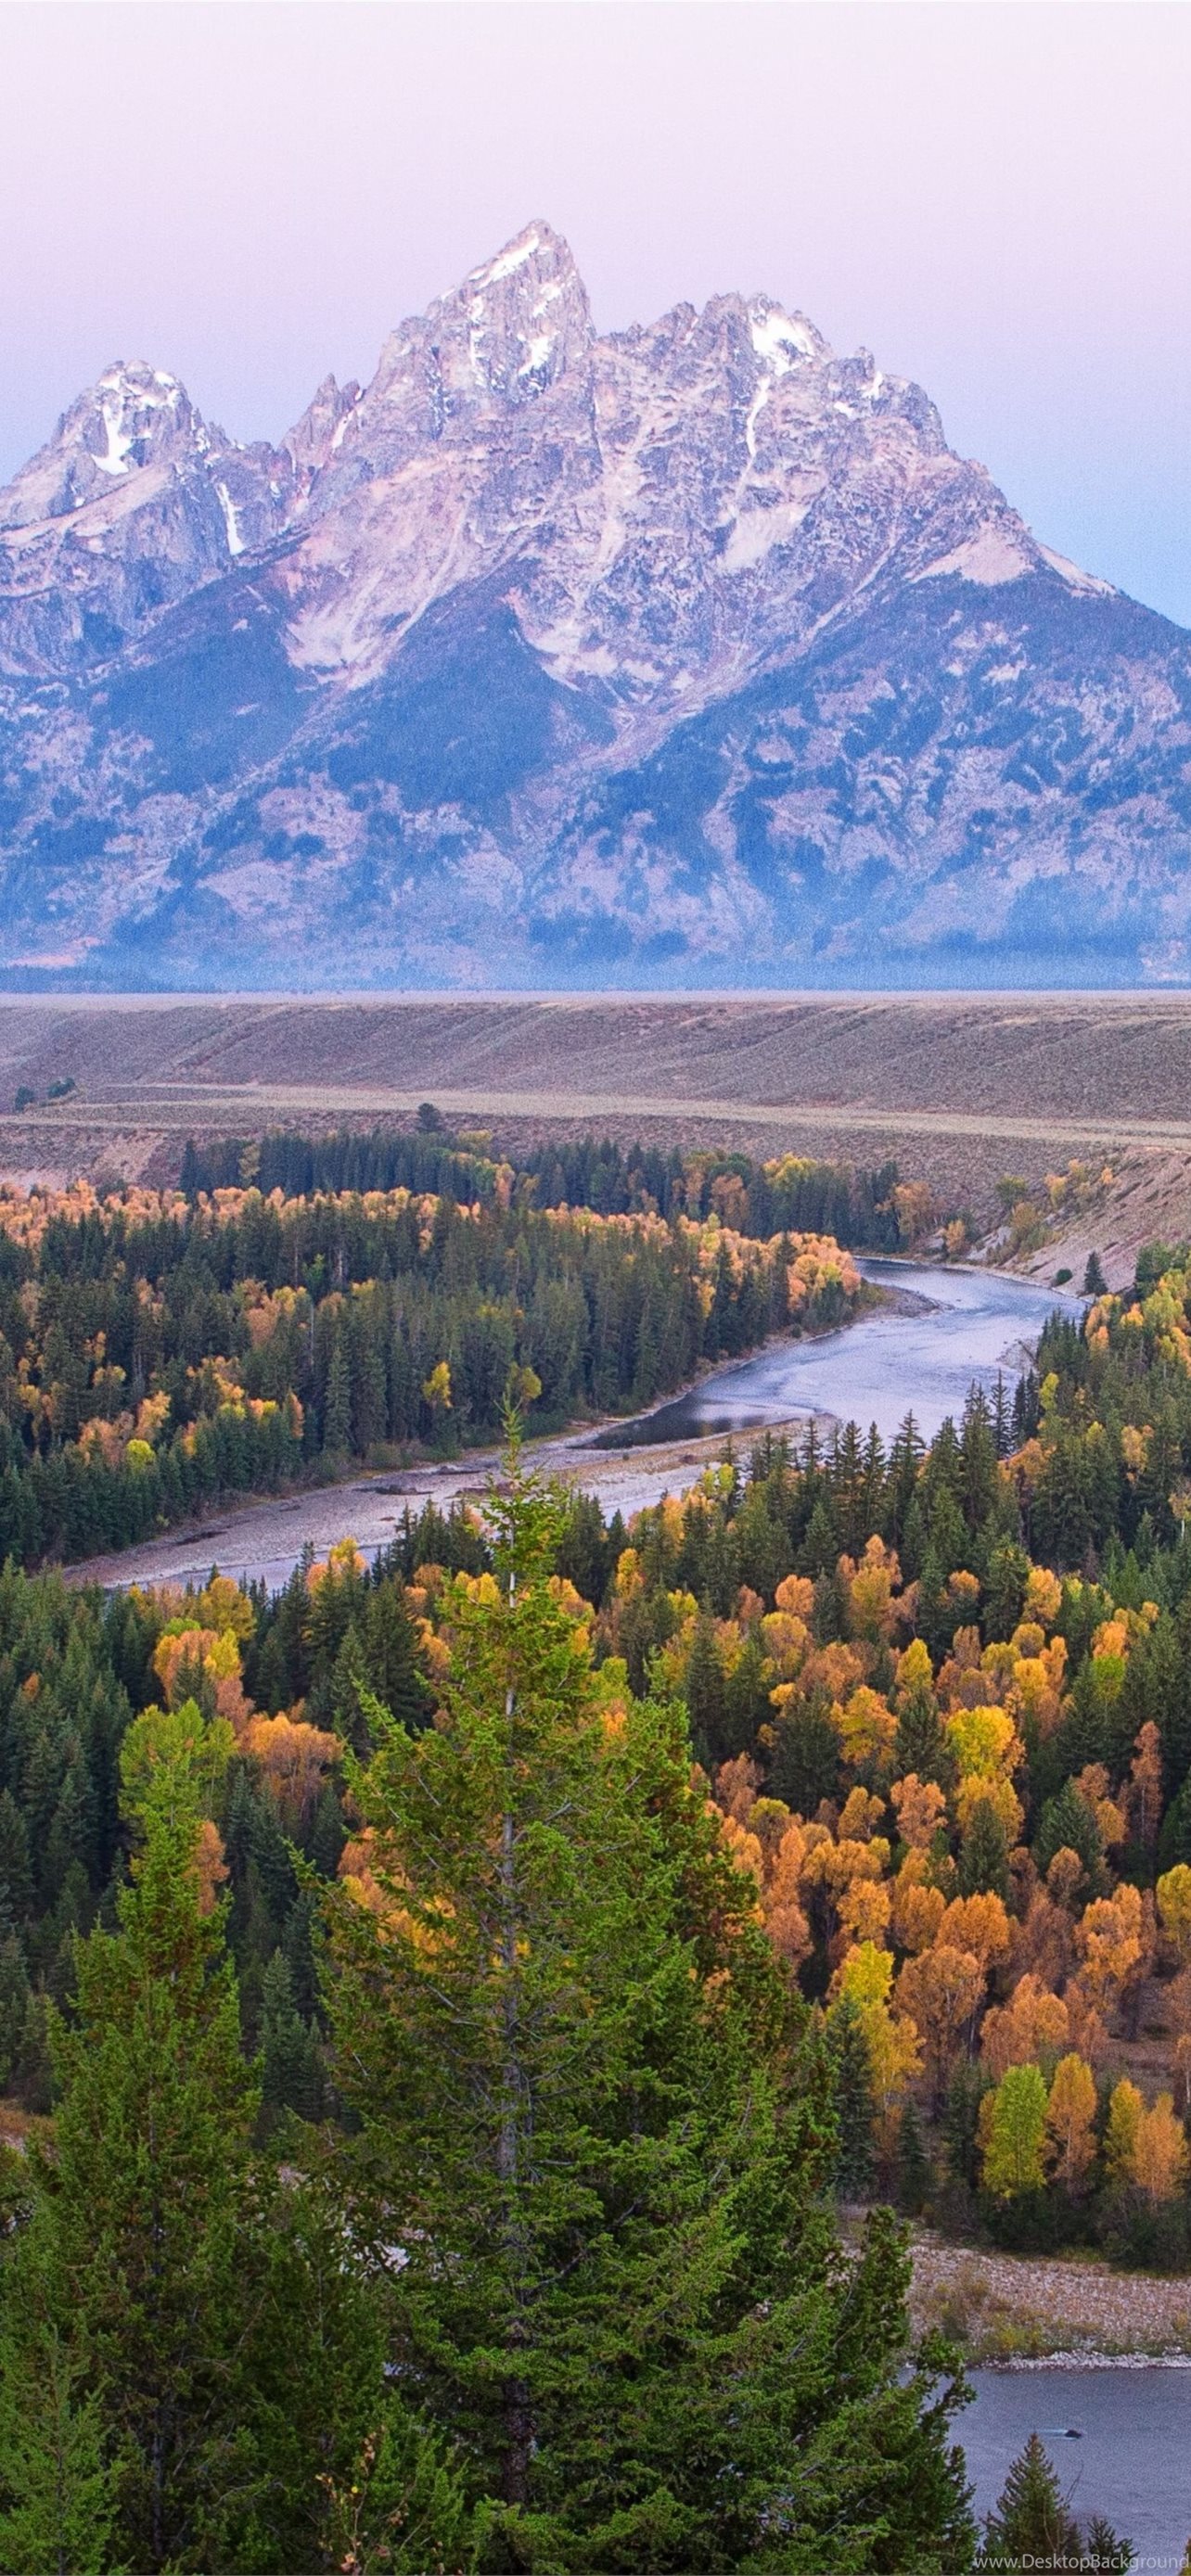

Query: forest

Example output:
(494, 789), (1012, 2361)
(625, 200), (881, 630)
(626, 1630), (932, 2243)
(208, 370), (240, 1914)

(2, 1240), (1191, 2561)
(0, 1167), (863, 1565)
(0, 1468), (984, 2574)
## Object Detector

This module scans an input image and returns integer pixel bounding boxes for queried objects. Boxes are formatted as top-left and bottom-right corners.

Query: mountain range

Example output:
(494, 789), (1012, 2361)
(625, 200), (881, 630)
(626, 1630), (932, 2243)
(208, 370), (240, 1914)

(2, 219), (1189, 989)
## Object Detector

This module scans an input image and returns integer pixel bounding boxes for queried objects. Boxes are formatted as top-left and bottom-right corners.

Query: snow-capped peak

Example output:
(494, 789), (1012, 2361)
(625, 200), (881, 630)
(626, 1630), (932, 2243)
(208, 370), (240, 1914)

(96, 361), (183, 410)
(749, 301), (822, 374)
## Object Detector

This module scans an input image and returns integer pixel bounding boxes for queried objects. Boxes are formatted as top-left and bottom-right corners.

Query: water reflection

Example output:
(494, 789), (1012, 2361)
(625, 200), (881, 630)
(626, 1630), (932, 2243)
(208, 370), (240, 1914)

(594, 1257), (1077, 1451)
(962, 2366), (1191, 2563)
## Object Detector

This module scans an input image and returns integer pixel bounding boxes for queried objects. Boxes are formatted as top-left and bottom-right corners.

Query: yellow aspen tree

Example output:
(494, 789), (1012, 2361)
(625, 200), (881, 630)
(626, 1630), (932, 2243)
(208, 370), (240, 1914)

(838, 1877), (892, 1947)
(844, 1537), (903, 1643)
(715, 1755), (762, 1823)
(937, 1891), (1011, 1971)
(1045, 2053), (1097, 2191)
(837, 1687), (897, 1768)
(838, 1786), (886, 1843)
(1130, 1722), (1165, 1850)
(895, 1944), (983, 2113)
(981, 1974), (1069, 2081)
(835, 1940), (921, 2133)
(890, 1857), (947, 1956)
(1073, 1883), (1146, 2020)
(1130, 2095), (1190, 2203)
(890, 1774), (947, 1853)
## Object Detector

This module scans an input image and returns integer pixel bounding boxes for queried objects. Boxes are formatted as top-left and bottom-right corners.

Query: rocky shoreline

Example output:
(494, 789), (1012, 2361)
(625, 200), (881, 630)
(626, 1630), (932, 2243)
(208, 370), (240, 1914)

(909, 2235), (1191, 2367)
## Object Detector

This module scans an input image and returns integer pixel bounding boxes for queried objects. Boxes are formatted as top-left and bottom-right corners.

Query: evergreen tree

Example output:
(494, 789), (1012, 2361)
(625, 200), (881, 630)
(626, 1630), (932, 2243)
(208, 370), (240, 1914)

(307, 1780), (347, 1882)
(324, 1454), (975, 2570)
(0, 1790), (32, 1924)
(17, 1747), (260, 2570)
(331, 1583), (434, 1755)
(984, 2433), (1082, 2564)
(944, 2061), (989, 2193)
(683, 1612), (729, 1771)
(237, 2174), (474, 2576)
(768, 1695), (841, 1816)
(826, 1992), (877, 2199)
(1159, 1772), (1191, 1872)
(323, 1332), (352, 1455)
(1083, 2516), (1133, 2573)
(1033, 1779), (1104, 1888)
(894, 1679), (957, 1793)
(363, 1577), (434, 1731)
(0, 1935), (30, 2090)
(984, 2430), (1131, 2571)
(895, 2099), (932, 2217)
(11, 1986), (52, 2114)
(260, 1947), (322, 2124)
(983, 1539), (1030, 1642)
(281, 1884), (324, 2021)
(958, 1795), (1012, 1901)
(800, 1493), (839, 1577)
(0, 2296), (119, 2576)
(330, 1623), (372, 1755)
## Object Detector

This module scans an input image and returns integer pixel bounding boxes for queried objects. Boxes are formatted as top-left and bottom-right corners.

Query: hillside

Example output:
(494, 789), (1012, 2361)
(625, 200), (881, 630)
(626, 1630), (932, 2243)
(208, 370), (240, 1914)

(6, 993), (1191, 1266)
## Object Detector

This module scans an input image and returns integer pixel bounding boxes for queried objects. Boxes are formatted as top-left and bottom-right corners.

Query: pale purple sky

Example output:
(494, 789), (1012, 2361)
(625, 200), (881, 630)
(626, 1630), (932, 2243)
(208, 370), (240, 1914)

(3, 2), (1189, 623)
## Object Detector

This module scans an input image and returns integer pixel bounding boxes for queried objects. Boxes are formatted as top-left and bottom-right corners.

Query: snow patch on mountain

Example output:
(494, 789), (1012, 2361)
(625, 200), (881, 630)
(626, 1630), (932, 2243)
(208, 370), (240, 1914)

(92, 402), (134, 478)
(749, 303), (819, 370)
(472, 228), (542, 285)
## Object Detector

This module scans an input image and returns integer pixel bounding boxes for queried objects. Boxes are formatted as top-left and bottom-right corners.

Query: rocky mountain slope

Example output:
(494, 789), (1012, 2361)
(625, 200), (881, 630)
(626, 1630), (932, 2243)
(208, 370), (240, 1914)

(2, 221), (1189, 988)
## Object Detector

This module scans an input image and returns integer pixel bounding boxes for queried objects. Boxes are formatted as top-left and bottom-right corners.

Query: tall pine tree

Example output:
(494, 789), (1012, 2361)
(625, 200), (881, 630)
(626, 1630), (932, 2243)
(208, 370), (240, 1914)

(0, 1741), (259, 2570)
(324, 1451), (975, 2570)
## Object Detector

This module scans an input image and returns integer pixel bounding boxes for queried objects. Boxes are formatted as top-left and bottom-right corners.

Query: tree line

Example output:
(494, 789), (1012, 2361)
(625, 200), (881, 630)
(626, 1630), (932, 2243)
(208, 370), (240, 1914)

(0, 1178), (861, 1565)
(179, 1123), (909, 1249)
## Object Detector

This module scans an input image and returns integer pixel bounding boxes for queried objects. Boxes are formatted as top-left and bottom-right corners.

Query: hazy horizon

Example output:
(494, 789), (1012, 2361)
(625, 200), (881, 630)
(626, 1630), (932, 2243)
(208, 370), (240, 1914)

(2, 2), (1189, 628)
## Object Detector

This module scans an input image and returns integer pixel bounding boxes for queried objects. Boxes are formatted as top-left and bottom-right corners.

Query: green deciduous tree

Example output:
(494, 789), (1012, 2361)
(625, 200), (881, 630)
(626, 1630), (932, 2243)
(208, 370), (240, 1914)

(982, 2062), (1050, 2200)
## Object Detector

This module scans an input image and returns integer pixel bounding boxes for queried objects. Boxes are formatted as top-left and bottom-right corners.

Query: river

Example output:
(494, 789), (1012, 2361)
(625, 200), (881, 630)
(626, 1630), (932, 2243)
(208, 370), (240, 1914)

(68, 1257), (1074, 1595)
(962, 2366), (1191, 2564)
(596, 1256), (1070, 1451)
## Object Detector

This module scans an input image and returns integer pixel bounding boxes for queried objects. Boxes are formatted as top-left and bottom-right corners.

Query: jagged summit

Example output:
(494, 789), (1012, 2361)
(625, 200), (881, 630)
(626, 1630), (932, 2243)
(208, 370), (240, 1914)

(356, 219), (595, 453)
(0, 359), (211, 530)
(0, 224), (1183, 987)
